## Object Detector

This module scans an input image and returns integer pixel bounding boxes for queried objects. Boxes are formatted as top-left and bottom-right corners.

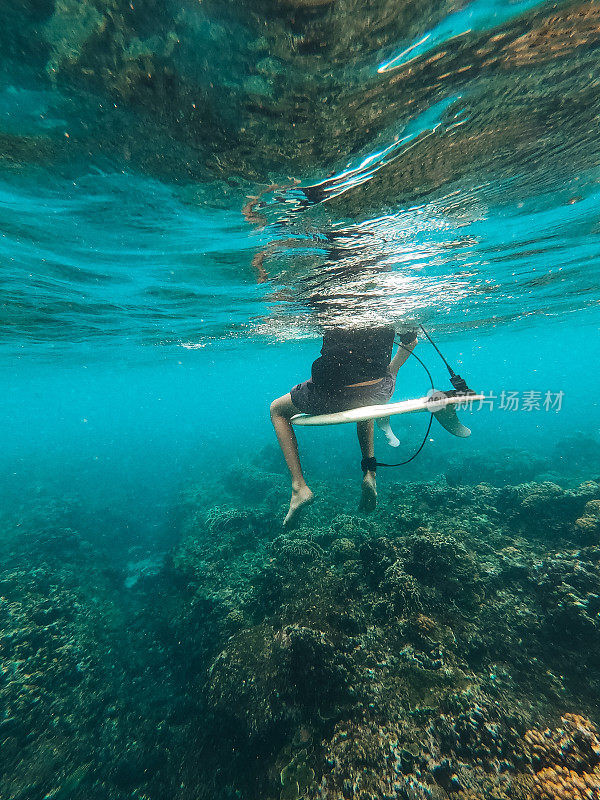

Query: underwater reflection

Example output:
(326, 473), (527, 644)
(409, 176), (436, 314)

(244, 183), (478, 331)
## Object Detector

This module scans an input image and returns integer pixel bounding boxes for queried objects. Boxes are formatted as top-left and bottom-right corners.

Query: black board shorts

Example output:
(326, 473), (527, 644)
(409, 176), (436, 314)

(290, 373), (395, 416)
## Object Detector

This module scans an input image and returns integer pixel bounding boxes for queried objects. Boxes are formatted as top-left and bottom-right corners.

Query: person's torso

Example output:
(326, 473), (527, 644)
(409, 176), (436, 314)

(311, 325), (395, 388)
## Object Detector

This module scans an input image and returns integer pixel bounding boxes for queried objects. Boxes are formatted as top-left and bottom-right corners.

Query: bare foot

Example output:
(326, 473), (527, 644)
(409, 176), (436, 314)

(359, 472), (377, 513)
(283, 485), (314, 528)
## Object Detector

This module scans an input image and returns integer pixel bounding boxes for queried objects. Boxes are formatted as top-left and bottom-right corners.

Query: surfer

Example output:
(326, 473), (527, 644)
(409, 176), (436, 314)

(270, 325), (419, 526)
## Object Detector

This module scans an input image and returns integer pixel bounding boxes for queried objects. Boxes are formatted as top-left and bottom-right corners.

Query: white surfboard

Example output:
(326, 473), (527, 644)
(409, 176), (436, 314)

(291, 390), (483, 439)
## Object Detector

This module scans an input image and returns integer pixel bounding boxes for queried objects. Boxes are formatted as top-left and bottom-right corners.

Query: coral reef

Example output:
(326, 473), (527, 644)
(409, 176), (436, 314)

(160, 466), (600, 798)
(496, 480), (598, 538)
(0, 498), (183, 800)
(444, 448), (549, 488)
(574, 501), (600, 545)
(530, 765), (600, 800)
(525, 715), (600, 800)
(2, 466), (600, 799)
(526, 714), (600, 771)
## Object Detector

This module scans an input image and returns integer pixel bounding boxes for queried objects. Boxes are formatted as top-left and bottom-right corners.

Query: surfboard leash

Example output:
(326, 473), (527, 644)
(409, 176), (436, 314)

(370, 413), (434, 469)
(369, 327), (472, 469)
(366, 338), (434, 469)
(418, 324), (472, 394)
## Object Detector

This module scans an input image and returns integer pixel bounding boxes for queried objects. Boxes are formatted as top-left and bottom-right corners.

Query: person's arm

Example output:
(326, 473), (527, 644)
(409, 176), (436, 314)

(389, 329), (418, 377)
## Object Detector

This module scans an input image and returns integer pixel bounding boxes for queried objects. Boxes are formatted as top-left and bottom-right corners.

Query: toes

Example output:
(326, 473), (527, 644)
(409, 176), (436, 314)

(359, 480), (377, 513)
(283, 491), (314, 527)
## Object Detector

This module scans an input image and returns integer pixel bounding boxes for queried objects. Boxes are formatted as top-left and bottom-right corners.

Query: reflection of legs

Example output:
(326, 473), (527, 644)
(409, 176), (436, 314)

(251, 238), (304, 283)
(357, 420), (377, 512)
(270, 393), (314, 526)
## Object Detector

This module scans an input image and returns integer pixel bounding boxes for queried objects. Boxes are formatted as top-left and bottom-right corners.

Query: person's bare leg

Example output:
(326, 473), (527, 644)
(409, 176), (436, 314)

(357, 420), (377, 512)
(270, 394), (314, 526)
(376, 416), (400, 447)
(371, 335), (418, 450)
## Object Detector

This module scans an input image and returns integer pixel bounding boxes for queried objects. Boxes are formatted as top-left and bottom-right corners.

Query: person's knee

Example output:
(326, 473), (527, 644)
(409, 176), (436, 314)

(270, 397), (286, 420)
(271, 393), (295, 421)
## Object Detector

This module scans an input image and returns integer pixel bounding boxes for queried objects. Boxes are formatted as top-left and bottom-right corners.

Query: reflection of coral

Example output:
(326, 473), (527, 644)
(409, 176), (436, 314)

(503, 5), (600, 67)
(42, 0), (106, 76)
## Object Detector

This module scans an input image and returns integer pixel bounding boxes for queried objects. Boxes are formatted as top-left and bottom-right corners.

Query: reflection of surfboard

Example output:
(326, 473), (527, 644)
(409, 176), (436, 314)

(291, 390), (484, 439)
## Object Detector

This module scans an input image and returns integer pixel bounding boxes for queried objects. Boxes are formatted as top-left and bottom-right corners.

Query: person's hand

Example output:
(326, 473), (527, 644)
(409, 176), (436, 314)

(399, 329), (418, 346)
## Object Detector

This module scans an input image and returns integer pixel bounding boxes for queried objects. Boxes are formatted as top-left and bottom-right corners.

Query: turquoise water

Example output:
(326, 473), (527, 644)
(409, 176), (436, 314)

(2, 1), (600, 799)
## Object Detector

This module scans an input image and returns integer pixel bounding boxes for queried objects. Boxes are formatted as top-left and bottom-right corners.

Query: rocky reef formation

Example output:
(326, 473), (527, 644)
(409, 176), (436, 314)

(0, 496), (186, 800)
(524, 714), (600, 800)
(441, 433), (600, 491)
(163, 464), (600, 798)
(2, 463), (600, 799)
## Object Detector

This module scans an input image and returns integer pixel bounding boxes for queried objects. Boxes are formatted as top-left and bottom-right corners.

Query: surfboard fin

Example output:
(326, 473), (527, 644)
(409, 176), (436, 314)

(376, 416), (400, 447)
(431, 403), (471, 438)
